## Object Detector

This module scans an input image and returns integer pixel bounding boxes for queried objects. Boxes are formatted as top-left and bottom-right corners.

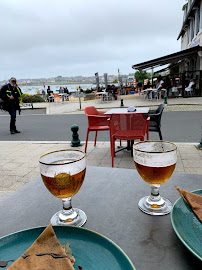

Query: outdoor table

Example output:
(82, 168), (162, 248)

(95, 91), (111, 103)
(0, 166), (201, 270)
(104, 107), (150, 152)
(145, 88), (158, 101)
(59, 93), (69, 101)
(104, 107), (150, 114)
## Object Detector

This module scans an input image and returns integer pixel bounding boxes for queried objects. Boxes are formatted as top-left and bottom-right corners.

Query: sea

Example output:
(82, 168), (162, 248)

(19, 83), (97, 95)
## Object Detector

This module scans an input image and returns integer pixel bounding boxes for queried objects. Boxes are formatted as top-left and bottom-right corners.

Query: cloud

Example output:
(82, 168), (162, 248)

(0, 0), (184, 80)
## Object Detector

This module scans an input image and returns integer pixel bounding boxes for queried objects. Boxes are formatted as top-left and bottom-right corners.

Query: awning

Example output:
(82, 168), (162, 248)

(132, 46), (200, 71)
(153, 61), (184, 75)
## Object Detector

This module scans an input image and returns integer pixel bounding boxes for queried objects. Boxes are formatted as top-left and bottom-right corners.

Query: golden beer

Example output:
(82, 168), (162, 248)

(134, 162), (176, 185)
(41, 168), (86, 198)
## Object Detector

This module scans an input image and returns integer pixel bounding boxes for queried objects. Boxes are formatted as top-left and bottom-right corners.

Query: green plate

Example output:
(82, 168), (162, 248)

(171, 189), (202, 261)
(0, 226), (136, 270)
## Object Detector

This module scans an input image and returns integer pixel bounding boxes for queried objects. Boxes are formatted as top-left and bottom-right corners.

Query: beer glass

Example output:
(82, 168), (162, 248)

(39, 150), (87, 226)
(133, 141), (177, 215)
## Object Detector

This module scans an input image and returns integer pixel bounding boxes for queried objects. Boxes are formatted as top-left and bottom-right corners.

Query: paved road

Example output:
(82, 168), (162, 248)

(0, 111), (201, 142)
(0, 108), (46, 115)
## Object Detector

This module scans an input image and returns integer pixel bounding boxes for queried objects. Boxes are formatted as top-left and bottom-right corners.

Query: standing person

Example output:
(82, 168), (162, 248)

(0, 77), (22, 134)
(137, 80), (143, 93)
(47, 86), (51, 96)
(47, 86), (54, 102)
(42, 89), (46, 98)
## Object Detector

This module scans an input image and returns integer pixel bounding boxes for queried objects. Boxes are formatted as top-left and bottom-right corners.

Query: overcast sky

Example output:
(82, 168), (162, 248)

(0, 0), (185, 81)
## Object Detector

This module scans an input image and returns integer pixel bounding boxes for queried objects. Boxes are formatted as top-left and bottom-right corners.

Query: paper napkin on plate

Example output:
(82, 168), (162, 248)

(175, 186), (202, 223)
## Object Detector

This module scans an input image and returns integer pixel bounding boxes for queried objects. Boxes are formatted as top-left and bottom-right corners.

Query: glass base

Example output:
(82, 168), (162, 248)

(50, 208), (87, 227)
(138, 196), (172, 216)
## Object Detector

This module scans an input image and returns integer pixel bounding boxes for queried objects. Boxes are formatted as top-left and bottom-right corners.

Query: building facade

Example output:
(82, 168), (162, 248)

(178, 0), (202, 72)
(132, 0), (202, 97)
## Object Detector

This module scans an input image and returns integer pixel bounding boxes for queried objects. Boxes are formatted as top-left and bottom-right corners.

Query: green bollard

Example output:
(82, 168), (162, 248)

(120, 99), (124, 107)
(197, 138), (202, 149)
(197, 126), (202, 149)
(71, 124), (81, 147)
(164, 95), (167, 105)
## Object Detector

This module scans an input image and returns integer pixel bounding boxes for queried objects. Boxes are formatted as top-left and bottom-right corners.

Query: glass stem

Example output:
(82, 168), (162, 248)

(58, 198), (78, 222)
(62, 198), (74, 215)
(149, 185), (161, 202)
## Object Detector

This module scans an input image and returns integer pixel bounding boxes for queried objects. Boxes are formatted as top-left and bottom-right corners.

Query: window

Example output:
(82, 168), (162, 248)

(200, 2), (202, 30)
(195, 8), (200, 35)
(188, 18), (195, 43)
(188, 0), (191, 11)
(188, 25), (191, 44)
(191, 18), (195, 40)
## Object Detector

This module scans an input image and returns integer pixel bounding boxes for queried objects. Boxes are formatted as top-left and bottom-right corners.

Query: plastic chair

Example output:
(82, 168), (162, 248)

(83, 106), (110, 153)
(148, 103), (166, 140)
(53, 93), (61, 103)
(108, 113), (150, 167)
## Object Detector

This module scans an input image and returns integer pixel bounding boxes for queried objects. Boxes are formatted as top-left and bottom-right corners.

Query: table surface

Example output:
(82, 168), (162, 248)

(95, 91), (108, 95)
(146, 88), (157, 91)
(0, 167), (201, 270)
(105, 107), (150, 114)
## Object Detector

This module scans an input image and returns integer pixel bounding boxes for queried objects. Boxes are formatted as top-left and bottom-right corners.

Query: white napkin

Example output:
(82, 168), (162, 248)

(127, 106), (136, 112)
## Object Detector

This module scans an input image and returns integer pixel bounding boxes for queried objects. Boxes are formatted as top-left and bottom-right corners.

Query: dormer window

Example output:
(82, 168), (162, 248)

(188, 0), (191, 11)
(195, 8), (200, 35)
(188, 18), (195, 43)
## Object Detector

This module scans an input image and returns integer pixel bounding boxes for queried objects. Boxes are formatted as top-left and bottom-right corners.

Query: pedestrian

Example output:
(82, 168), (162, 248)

(42, 89), (45, 98)
(0, 77), (22, 134)
(137, 80), (143, 93)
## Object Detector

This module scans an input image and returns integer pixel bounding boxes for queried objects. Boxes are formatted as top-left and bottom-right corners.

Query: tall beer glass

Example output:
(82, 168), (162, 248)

(133, 141), (177, 215)
(39, 150), (87, 226)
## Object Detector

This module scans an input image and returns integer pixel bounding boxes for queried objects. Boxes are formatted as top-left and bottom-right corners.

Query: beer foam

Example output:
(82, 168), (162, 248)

(133, 150), (177, 167)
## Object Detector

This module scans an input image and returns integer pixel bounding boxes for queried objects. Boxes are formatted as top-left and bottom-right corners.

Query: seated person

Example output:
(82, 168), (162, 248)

(144, 81), (151, 90)
(156, 76), (165, 90)
(97, 86), (102, 92)
(171, 81), (178, 94)
(185, 79), (195, 92)
(64, 87), (69, 94)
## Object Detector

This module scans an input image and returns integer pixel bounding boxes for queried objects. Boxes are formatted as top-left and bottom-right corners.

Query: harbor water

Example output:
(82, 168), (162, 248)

(20, 83), (97, 95)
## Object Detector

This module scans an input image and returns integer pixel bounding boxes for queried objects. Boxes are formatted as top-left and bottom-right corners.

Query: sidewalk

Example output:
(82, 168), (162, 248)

(31, 94), (202, 114)
(0, 141), (202, 201)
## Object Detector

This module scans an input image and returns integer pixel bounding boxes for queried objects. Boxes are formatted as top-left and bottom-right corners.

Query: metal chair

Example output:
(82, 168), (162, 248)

(148, 103), (166, 140)
(83, 106), (110, 153)
(108, 113), (150, 167)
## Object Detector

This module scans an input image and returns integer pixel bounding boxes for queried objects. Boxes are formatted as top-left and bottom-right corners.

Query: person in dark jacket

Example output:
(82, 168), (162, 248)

(0, 77), (22, 134)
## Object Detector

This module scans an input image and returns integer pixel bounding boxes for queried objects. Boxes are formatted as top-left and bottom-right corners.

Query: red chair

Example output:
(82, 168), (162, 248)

(108, 113), (150, 167)
(83, 106), (110, 153)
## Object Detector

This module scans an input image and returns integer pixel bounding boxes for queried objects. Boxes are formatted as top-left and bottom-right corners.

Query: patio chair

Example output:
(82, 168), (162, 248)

(53, 93), (62, 103)
(48, 94), (54, 102)
(108, 113), (150, 167)
(139, 90), (147, 100)
(148, 103), (166, 140)
(83, 106), (110, 153)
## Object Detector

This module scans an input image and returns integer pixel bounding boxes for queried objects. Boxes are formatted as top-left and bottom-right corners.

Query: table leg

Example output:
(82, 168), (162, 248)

(116, 140), (131, 153)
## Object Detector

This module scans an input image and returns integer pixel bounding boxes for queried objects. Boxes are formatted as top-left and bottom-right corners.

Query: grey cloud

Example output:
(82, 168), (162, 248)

(0, 0), (184, 80)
